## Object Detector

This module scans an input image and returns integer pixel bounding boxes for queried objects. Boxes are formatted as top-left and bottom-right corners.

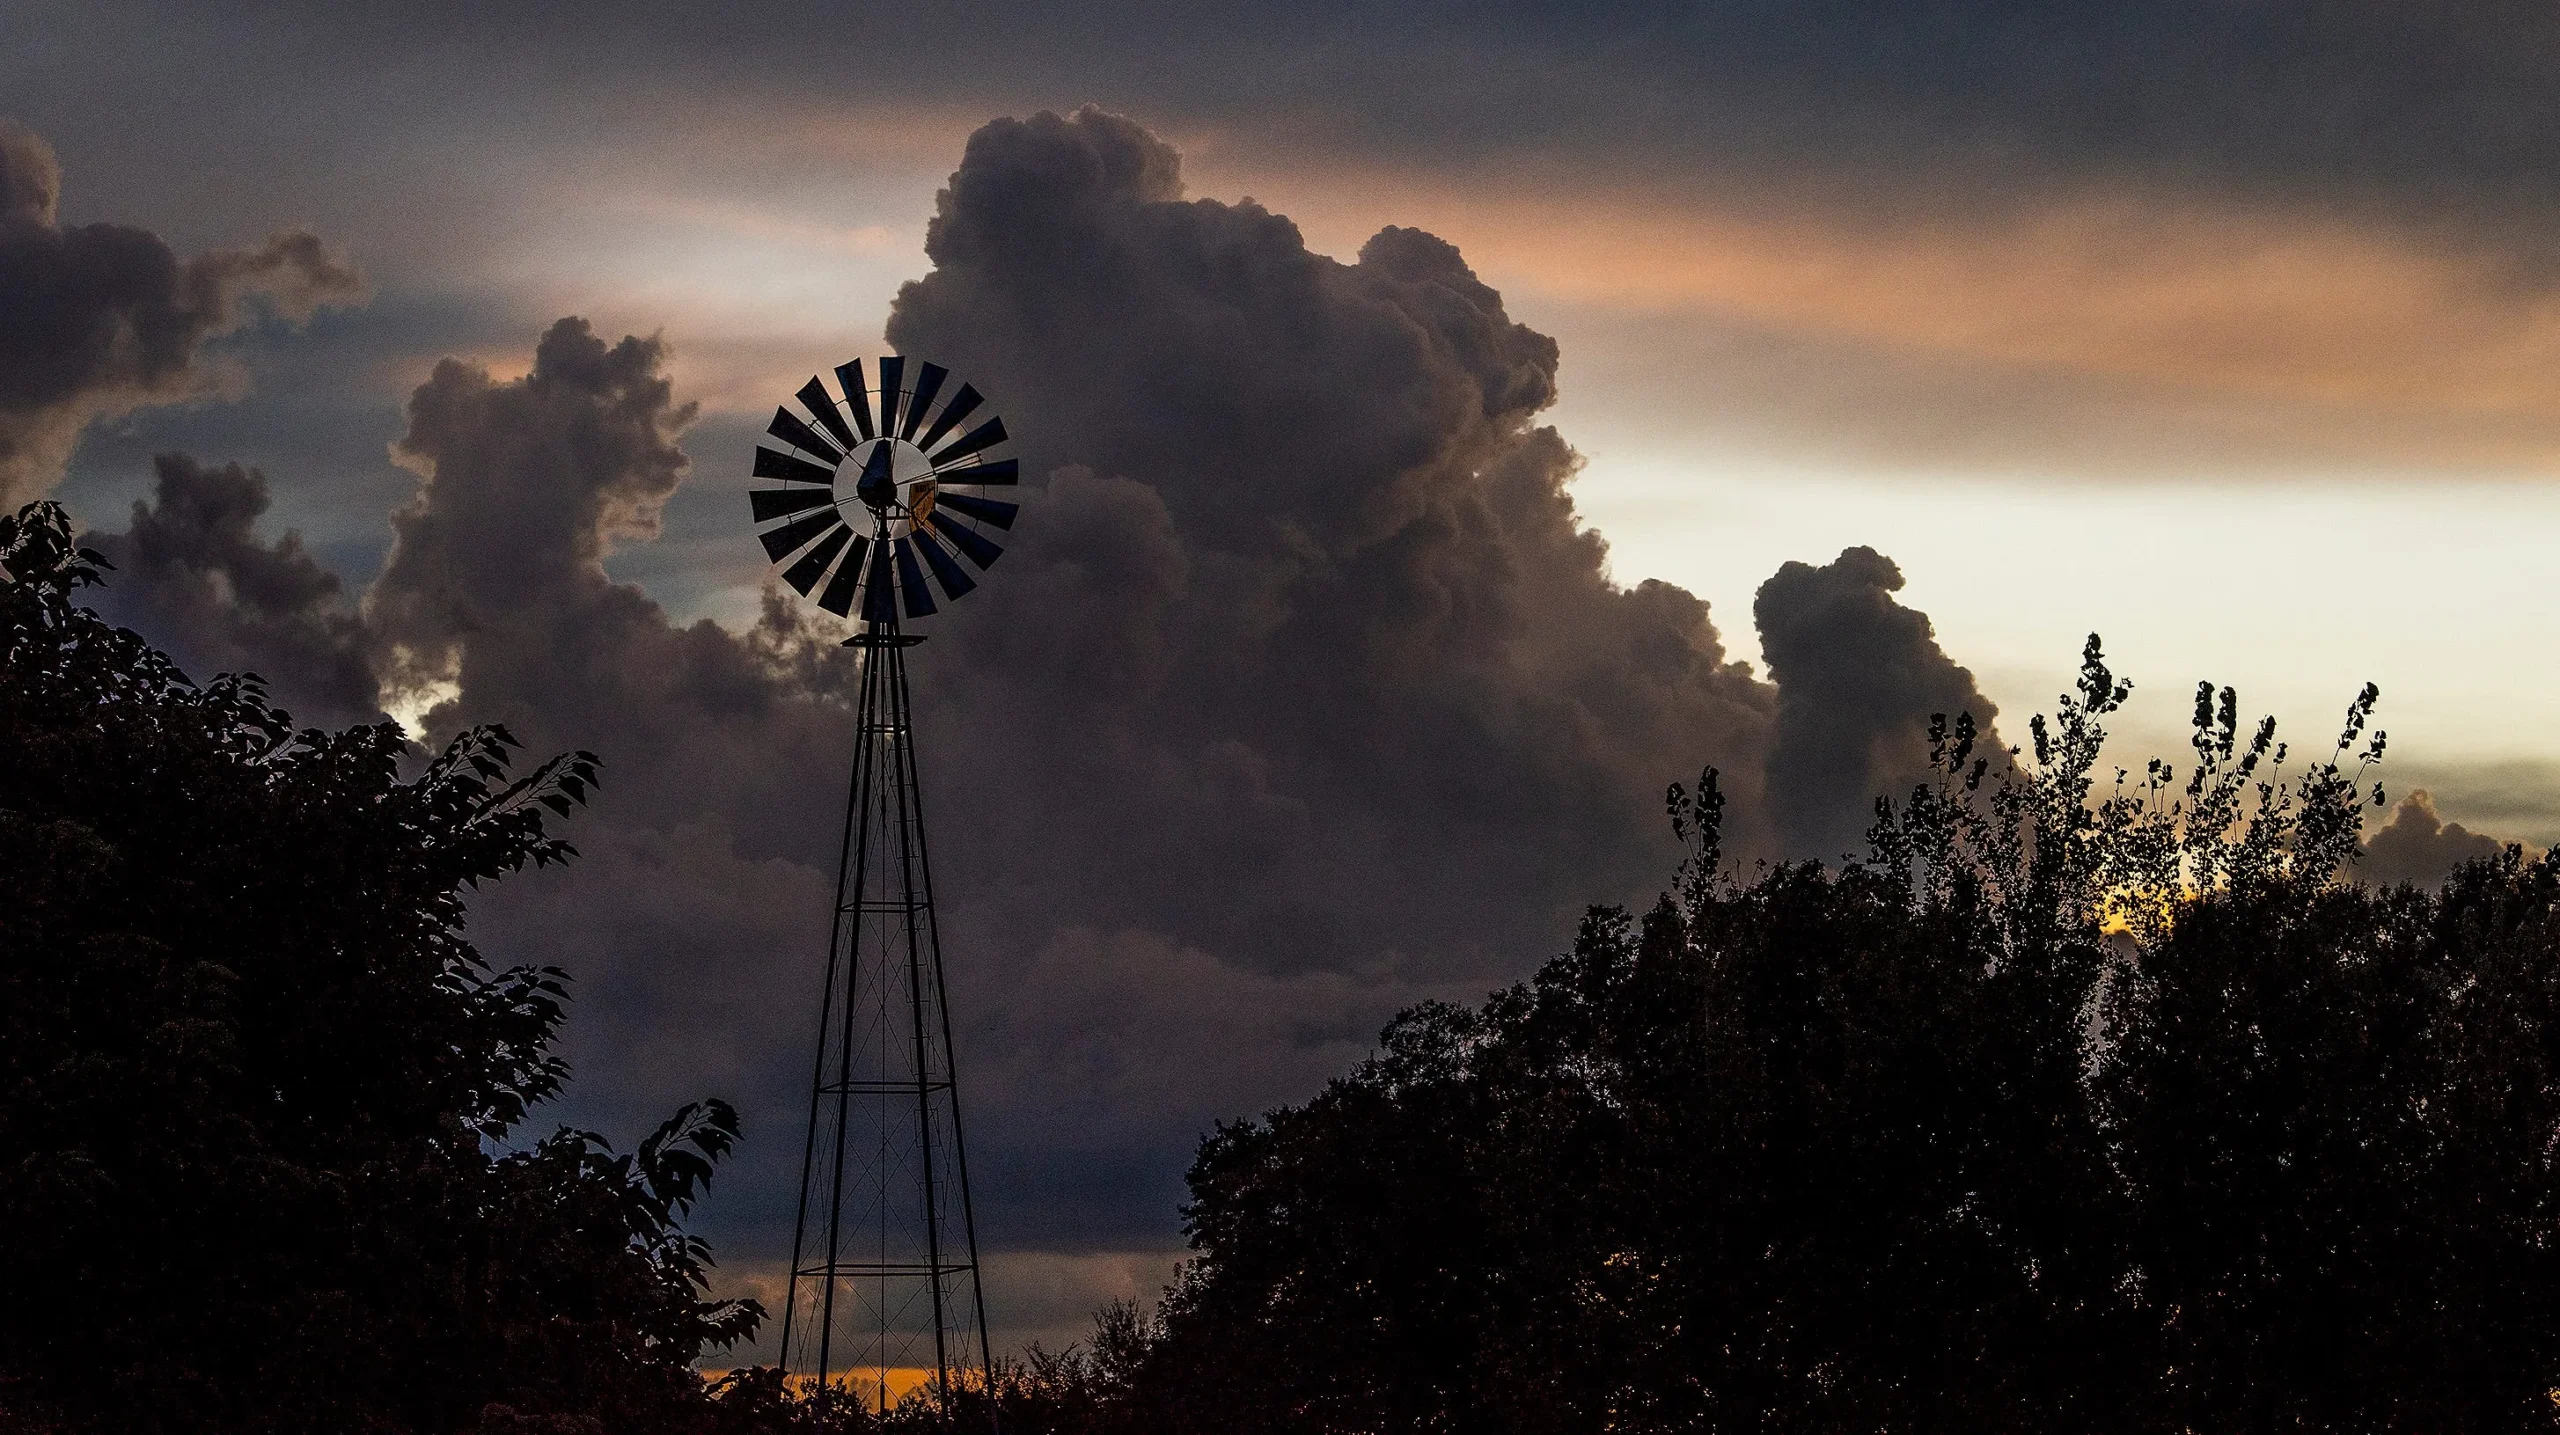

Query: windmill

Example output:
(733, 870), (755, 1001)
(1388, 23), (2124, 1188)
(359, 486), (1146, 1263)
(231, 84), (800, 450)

(749, 356), (1018, 1424)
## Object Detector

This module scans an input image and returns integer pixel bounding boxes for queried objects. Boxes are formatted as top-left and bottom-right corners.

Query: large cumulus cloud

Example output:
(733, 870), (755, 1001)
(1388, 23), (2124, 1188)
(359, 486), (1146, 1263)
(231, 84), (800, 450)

(2359, 789), (2536, 890)
(60, 110), (2033, 1349)
(0, 120), (362, 507)
(885, 109), (1783, 977)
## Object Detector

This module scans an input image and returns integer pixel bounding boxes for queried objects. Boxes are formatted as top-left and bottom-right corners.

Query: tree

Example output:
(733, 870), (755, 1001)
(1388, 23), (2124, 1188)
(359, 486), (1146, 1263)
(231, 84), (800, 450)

(1089, 638), (2560, 1434)
(0, 501), (759, 1434)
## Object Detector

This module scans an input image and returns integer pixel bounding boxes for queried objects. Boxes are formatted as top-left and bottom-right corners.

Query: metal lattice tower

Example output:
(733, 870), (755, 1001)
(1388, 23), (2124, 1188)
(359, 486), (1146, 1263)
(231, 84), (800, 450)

(746, 356), (1020, 1425)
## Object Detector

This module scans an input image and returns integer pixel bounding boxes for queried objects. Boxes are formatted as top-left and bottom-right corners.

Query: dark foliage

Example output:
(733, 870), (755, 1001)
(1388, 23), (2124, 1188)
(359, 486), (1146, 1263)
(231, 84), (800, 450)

(1006, 640), (2560, 1433)
(0, 501), (759, 1434)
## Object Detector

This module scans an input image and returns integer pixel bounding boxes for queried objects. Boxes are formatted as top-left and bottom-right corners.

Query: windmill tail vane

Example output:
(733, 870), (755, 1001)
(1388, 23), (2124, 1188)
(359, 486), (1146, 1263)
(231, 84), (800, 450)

(753, 356), (1018, 1427)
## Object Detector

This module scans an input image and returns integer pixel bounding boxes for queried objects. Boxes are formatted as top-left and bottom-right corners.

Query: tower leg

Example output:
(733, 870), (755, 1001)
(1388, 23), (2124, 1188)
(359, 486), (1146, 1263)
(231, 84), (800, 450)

(780, 590), (996, 1429)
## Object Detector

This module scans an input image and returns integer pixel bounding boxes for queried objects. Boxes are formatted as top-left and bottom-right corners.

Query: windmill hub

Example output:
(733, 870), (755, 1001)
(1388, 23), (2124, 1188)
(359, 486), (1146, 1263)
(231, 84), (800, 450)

(843, 436), (936, 515)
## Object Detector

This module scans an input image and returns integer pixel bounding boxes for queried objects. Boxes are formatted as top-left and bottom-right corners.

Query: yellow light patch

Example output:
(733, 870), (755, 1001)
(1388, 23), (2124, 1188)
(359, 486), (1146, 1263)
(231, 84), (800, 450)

(746, 1366), (957, 1409)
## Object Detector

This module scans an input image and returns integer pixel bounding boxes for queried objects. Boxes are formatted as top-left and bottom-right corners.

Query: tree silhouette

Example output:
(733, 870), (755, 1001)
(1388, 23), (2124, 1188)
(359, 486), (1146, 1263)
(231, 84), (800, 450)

(1044, 640), (2560, 1434)
(0, 501), (757, 1434)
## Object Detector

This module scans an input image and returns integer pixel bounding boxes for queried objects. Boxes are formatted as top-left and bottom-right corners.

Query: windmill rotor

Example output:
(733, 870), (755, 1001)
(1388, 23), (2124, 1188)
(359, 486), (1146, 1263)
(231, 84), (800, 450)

(750, 356), (1021, 624)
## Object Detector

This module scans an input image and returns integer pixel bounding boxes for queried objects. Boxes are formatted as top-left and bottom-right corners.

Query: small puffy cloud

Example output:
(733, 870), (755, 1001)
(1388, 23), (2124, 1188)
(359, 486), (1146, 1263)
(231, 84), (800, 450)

(2359, 789), (2531, 890)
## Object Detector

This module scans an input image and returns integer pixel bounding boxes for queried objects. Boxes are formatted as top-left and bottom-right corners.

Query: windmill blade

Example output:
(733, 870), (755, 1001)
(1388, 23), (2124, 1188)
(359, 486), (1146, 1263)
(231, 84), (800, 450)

(928, 415), (1007, 466)
(797, 377), (859, 451)
(931, 458), (1018, 486)
(818, 534), (869, 615)
(927, 510), (1005, 570)
(909, 524), (977, 601)
(753, 446), (836, 486)
(861, 532), (897, 624)
(899, 362), (949, 441)
(932, 490), (1018, 529)
(833, 360), (877, 441)
(750, 486), (835, 522)
(914, 383), (981, 453)
(782, 523), (853, 595)
(767, 407), (845, 466)
(877, 356), (905, 438)
(893, 536), (938, 618)
(758, 507), (842, 563)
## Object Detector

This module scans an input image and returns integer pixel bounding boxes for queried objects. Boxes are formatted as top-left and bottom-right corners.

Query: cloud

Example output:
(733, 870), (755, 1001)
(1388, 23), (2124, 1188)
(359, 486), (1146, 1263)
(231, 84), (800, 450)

(0, 119), (364, 507)
(2359, 789), (2532, 890)
(1754, 545), (2002, 862)
(50, 109), (2018, 1347)
(336, 112), (1788, 1275)
(150, 2), (2560, 236)
(271, 322), (875, 1332)
(80, 453), (379, 726)
(2380, 759), (2560, 843)
(367, 320), (699, 712)
(30, 3), (2560, 493)
(1219, 154), (2560, 480)
(967, 926), (1401, 1217)
(884, 109), (1784, 978)
(358, 316), (856, 859)
(29, 7), (2560, 490)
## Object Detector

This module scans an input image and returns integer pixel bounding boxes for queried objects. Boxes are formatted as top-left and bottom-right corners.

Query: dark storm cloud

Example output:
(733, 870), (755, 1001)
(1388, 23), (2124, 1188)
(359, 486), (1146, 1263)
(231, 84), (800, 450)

(93, 0), (2560, 238)
(329, 112), (1780, 1261)
(364, 316), (856, 857)
(370, 321), (700, 709)
(309, 111), (1990, 1269)
(42, 108), (2029, 1334)
(82, 453), (379, 727)
(339, 313), (867, 1181)
(14, 1), (2559, 496)
(0, 120), (362, 507)
(1754, 545), (2002, 862)
(2360, 789), (2534, 890)
(1273, 0), (2560, 239)
(885, 109), (1777, 978)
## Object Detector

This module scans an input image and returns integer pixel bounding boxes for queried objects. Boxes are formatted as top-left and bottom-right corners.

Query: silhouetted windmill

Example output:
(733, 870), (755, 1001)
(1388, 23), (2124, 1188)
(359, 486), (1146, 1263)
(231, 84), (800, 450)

(750, 356), (1018, 1425)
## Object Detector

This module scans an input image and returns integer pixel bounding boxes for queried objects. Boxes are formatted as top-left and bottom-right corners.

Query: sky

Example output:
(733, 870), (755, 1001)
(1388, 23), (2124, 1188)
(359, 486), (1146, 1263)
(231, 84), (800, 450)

(5, 0), (2555, 1357)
